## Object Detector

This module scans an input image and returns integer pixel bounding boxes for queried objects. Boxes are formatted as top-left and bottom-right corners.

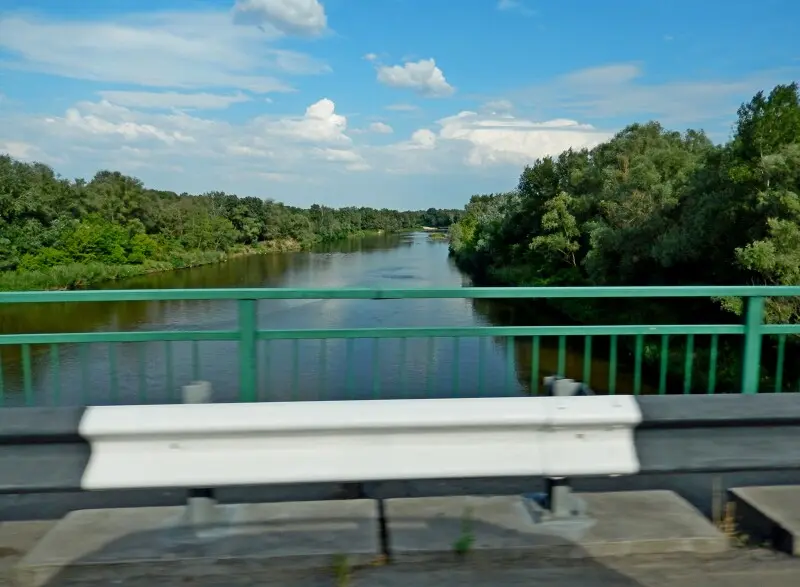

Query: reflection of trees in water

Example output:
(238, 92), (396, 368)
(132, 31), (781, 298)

(470, 298), (658, 395)
(310, 232), (415, 254)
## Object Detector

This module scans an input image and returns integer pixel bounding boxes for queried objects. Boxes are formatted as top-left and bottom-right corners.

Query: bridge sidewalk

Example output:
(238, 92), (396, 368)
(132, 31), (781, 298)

(2, 521), (800, 587)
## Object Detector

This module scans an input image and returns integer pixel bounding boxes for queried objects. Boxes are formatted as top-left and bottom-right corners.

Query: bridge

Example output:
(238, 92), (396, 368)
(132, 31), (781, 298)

(2, 286), (800, 586)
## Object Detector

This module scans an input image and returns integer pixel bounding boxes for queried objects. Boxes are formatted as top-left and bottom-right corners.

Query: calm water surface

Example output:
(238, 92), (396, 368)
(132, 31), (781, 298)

(0, 232), (649, 406)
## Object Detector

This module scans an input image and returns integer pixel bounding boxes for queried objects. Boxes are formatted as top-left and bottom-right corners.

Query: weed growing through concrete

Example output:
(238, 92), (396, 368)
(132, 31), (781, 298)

(453, 506), (475, 556)
(332, 553), (352, 587)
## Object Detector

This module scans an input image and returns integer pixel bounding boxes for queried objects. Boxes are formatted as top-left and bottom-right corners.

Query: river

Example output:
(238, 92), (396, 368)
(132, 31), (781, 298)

(0, 232), (649, 406)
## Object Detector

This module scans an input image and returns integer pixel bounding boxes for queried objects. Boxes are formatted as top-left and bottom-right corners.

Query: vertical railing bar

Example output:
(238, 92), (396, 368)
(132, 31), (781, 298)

(292, 339), (300, 401)
(583, 335), (592, 385)
(238, 299), (258, 402)
(80, 345), (90, 405)
(708, 334), (719, 394)
(425, 337), (435, 398)
(530, 336), (540, 395)
(50, 344), (61, 406)
(477, 337), (486, 396)
(165, 341), (174, 403)
(108, 343), (118, 404)
(398, 337), (407, 397)
(452, 337), (460, 396)
(608, 335), (617, 395)
(659, 335), (669, 395)
(683, 334), (694, 395)
(191, 340), (201, 381)
(261, 340), (272, 402)
(775, 335), (786, 394)
(633, 335), (643, 395)
(505, 337), (515, 395)
(22, 344), (33, 406)
(137, 343), (147, 404)
(557, 335), (566, 376)
(741, 296), (765, 394)
(319, 339), (327, 402)
(0, 349), (4, 406)
(372, 338), (381, 399)
(346, 338), (355, 399)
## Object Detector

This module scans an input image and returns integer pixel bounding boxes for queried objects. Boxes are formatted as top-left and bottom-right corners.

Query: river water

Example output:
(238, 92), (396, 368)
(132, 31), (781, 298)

(0, 232), (646, 406)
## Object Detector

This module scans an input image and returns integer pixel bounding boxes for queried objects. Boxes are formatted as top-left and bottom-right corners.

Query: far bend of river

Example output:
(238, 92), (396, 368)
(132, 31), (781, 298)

(0, 232), (653, 406)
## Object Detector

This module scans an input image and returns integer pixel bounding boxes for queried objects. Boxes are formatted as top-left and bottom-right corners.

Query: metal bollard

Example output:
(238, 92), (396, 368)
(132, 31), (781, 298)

(182, 381), (217, 528)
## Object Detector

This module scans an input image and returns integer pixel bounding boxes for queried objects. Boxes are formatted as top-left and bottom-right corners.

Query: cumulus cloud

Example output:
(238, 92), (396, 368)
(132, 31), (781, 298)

(261, 98), (351, 144)
(232, 0), (328, 37)
(98, 91), (252, 110)
(0, 11), (328, 93)
(373, 111), (609, 174)
(4, 96), (365, 177)
(436, 111), (609, 166)
(376, 59), (455, 97)
(368, 122), (393, 134)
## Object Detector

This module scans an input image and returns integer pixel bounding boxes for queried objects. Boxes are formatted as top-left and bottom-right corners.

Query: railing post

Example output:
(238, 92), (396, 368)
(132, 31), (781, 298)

(238, 299), (258, 402)
(741, 296), (765, 395)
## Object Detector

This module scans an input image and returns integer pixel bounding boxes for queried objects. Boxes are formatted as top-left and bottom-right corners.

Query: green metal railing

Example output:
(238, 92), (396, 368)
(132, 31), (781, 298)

(1, 286), (800, 406)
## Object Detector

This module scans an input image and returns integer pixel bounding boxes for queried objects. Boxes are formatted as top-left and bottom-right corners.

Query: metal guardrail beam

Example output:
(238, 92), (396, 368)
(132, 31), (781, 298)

(1, 395), (799, 495)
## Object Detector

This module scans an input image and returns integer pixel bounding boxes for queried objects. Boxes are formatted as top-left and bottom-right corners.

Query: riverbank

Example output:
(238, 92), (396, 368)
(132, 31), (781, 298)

(0, 239), (303, 292)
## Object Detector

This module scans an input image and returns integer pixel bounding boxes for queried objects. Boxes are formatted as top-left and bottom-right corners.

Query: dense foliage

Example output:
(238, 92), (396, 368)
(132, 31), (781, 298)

(450, 83), (800, 325)
(0, 157), (461, 290)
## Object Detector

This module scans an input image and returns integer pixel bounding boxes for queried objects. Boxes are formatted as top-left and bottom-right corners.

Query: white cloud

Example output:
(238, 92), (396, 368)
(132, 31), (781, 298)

(47, 101), (196, 146)
(260, 98), (351, 143)
(232, 0), (328, 37)
(0, 11), (328, 94)
(11, 96), (364, 180)
(481, 99), (514, 115)
(97, 91), (252, 110)
(435, 111), (609, 166)
(374, 111), (609, 174)
(0, 140), (38, 160)
(363, 53), (378, 62)
(376, 59), (455, 97)
(312, 147), (370, 171)
(368, 122), (393, 134)
(385, 103), (419, 112)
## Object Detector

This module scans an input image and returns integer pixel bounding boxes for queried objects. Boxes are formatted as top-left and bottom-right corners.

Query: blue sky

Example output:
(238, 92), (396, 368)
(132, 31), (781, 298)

(0, 0), (797, 209)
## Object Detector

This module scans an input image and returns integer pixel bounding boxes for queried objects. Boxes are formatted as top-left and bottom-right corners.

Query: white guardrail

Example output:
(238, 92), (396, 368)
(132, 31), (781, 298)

(78, 396), (643, 490)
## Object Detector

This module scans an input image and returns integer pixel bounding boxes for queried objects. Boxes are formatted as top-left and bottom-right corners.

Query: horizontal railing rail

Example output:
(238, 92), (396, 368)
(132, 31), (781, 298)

(3, 285), (800, 303)
(2, 286), (800, 405)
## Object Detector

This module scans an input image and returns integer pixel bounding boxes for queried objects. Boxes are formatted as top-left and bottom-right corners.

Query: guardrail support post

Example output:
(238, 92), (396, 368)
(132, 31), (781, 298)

(539, 375), (591, 518)
(238, 300), (258, 402)
(741, 296), (765, 395)
(182, 381), (217, 528)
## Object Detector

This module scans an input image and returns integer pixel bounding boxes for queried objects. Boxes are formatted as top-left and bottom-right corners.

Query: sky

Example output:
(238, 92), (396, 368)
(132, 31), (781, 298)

(0, 0), (798, 210)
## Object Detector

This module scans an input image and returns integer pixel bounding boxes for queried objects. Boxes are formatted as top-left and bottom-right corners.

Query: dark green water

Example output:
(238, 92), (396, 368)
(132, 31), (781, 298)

(0, 232), (650, 406)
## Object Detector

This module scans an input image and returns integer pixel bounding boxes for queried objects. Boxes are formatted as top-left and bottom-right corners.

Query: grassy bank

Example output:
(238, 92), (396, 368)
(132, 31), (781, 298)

(0, 239), (303, 292)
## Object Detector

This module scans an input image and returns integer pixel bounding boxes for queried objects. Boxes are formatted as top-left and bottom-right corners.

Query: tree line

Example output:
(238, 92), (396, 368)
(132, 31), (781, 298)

(450, 82), (800, 325)
(0, 156), (461, 290)
(448, 82), (800, 391)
